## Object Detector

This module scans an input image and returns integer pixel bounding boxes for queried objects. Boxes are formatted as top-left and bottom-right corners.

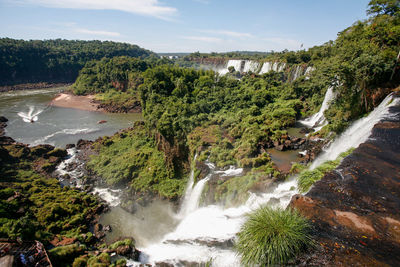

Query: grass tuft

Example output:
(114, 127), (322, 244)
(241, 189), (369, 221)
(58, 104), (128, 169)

(235, 206), (313, 266)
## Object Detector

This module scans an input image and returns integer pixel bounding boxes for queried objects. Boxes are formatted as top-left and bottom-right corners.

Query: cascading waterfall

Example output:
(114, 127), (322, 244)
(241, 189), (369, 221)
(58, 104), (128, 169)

(242, 60), (260, 73)
(299, 86), (336, 129)
(218, 60), (244, 75)
(56, 148), (122, 207)
(278, 62), (286, 72)
(133, 93), (400, 266)
(304, 66), (315, 79)
(17, 106), (44, 123)
(259, 61), (271, 74)
(289, 65), (304, 82)
(310, 93), (400, 169)
(217, 60), (309, 82)
(272, 62), (279, 72)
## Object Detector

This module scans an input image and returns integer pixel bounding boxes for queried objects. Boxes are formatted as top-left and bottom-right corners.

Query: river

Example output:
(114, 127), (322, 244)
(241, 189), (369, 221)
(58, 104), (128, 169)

(3, 86), (398, 266)
(0, 87), (142, 147)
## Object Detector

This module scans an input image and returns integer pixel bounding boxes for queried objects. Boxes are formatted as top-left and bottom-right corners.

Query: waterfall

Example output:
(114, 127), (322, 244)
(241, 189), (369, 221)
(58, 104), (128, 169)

(304, 66), (315, 79)
(290, 65), (303, 82)
(178, 154), (212, 217)
(278, 62), (286, 72)
(226, 60), (243, 73)
(218, 60), (262, 75)
(242, 60), (260, 73)
(259, 61), (286, 74)
(299, 86), (336, 129)
(133, 91), (399, 266)
(17, 106), (44, 123)
(259, 61), (271, 74)
(132, 94), (399, 266)
(310, 93), (400, 169)
(137, 168), (297, 266)
(56, 148), (122, 206)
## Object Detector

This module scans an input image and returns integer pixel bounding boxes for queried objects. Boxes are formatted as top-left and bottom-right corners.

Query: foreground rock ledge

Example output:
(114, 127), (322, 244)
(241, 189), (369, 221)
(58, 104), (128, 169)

(290, 106), (400, 266)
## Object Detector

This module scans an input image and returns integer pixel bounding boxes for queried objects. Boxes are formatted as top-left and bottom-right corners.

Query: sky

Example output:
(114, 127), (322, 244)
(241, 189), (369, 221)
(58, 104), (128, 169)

(0, 0), (371, 53)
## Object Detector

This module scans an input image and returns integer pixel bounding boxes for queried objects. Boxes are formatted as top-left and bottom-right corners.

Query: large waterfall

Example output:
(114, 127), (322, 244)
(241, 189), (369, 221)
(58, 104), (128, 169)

(131, 92), (399, 266)
(215, 60), (312, 82)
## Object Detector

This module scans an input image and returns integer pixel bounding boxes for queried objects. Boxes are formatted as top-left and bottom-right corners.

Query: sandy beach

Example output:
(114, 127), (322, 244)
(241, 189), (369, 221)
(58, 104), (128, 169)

(50, 93), (103, 112)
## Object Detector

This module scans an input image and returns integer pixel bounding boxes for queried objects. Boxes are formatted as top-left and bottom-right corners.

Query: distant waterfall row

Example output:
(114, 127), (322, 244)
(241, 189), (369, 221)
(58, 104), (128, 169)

(216, 59), (314, 82)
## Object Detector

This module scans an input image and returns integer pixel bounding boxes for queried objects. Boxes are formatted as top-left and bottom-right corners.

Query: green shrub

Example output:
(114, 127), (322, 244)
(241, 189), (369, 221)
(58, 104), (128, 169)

(49, 244), (86, 265)
(235, 207), (312, 266)
(109, 238), (134, 250)
(297, 148), (355, 193)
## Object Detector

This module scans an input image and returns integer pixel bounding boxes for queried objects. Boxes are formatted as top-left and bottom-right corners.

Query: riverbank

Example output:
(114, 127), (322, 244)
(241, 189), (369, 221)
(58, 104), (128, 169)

(0, 82), (71, 92)
(50, 92), (103, 112)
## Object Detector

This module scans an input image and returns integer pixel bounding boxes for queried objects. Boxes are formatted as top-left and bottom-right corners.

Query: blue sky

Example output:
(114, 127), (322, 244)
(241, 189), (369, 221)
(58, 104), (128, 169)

(0, 0), (371, 53)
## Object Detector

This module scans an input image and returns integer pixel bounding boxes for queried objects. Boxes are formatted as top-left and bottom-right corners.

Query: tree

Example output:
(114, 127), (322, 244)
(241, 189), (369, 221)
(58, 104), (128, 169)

(367, 0), (400, 16)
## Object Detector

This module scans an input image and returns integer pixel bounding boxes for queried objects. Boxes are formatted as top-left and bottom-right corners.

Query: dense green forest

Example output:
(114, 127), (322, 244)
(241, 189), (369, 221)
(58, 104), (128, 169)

(73, 0), (400, 204)
(0, 38), (155, 85)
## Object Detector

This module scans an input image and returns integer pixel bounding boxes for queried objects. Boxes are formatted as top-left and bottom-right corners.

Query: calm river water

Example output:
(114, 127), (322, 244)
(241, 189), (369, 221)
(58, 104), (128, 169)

(0, 87), (142, 147)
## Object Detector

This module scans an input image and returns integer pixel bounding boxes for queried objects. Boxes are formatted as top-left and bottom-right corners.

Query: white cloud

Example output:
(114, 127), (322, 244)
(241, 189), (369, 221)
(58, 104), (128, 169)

(74, 28), (120, 37)
(17, 0), (177, 19)
(201, 30), (253, 38)
(182, 36), (223, 43)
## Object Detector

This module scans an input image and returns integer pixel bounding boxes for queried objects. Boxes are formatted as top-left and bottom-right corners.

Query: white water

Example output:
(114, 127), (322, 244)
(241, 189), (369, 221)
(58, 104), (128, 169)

(242, 60), (260, 73)
(299, 86), (336, 129)
(56, 148), (123, 207)
(32, 128), (99, 146)
(304, 66), (315, 80)
(259, 61), (286, 74)
(56, 148), (84, 187)
(290, 65), (304, 82)
(219, 60), (243, 74)
(215, 166), (243, 177)
(17, 106), (45, 123)
(134, 93), (400, 266)
(310, 93), (400, 169)
(137, 158), (297, 266)
(92, 188), (122, 207)
(216, 60), (310, 82)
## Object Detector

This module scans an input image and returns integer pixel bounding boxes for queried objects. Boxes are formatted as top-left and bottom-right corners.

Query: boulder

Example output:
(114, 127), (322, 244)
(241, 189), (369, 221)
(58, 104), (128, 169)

(65, 143), (75, 149)
(30, 144), (54, 157)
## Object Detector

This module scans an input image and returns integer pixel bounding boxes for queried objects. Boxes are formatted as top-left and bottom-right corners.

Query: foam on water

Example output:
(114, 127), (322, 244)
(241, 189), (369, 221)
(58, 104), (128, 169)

(31, 128), (99, 146)
(56, 148), (85, 187)
(17, 106), (44, 123)
(310, 93), (400, 169)
(299, 86), (336, 129)
(92, 187), (122, 207)
(215, 166), (243, 177)
(134, 94), (400, 266)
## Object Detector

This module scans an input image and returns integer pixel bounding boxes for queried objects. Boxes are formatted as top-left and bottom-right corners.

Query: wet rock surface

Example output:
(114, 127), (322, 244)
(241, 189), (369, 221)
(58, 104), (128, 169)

(290, 106), (400, 266)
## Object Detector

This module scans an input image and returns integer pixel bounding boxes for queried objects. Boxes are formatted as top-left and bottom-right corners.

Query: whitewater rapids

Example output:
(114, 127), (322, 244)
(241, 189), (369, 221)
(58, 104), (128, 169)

(131, 92), (400, 266)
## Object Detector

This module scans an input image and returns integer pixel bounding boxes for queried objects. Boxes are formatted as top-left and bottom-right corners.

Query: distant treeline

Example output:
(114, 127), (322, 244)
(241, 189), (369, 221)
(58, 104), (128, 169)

(0, 38), (155, 85)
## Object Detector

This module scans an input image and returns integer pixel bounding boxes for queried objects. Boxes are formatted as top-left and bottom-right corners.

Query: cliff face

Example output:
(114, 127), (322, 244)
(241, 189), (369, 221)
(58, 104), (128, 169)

(290, 105), (400, 266)
(188, 57), (227, 67)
